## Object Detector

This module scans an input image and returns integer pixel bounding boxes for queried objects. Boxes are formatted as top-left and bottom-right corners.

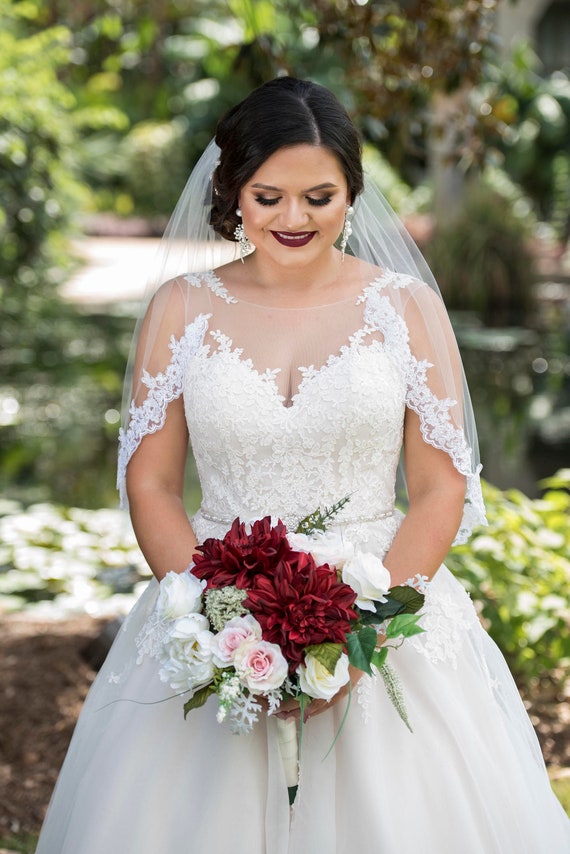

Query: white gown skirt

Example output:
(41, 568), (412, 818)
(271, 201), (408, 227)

(36, 566), (570, 853)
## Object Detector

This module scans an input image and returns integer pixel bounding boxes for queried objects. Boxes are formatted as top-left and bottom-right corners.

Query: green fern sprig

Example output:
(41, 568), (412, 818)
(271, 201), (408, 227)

(295, 495), (351, 534)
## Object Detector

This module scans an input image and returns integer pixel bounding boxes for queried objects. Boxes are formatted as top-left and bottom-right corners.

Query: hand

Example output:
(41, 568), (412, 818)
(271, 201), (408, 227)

(274, 665), (363, 723)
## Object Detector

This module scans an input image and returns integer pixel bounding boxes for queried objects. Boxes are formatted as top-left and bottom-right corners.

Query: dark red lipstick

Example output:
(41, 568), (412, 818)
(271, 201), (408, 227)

(271, 231), (315, 247)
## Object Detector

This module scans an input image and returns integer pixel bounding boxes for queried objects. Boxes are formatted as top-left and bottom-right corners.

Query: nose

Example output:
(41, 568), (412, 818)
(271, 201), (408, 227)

(280, 198), (309, 230)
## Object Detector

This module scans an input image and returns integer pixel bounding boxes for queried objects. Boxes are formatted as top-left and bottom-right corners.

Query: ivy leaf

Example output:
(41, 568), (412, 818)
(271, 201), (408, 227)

(305, 642), (343, 675)
(371, 598), (407, 621)
(388, 585), (425, 614)
(386, 613), (425, 639)
(346, 626), (378, 674)
(183, 685), (215, 718)
(371, 647), (388, 669)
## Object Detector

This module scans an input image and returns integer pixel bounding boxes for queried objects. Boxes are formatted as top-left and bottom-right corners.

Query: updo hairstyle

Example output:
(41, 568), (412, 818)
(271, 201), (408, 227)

(210, 77), (364, 241)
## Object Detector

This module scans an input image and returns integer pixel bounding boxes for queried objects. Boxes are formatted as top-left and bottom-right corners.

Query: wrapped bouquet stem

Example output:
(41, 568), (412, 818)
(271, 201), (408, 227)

(276, 716), (299, 804)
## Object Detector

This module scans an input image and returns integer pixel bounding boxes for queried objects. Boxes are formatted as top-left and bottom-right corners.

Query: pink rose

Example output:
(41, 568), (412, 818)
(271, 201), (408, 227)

(209, 615), (262, 667)
(234, 640), (288, 694)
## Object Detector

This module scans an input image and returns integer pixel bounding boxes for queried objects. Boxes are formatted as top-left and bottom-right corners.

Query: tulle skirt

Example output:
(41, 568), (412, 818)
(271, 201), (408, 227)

(36, 565), (570, 853)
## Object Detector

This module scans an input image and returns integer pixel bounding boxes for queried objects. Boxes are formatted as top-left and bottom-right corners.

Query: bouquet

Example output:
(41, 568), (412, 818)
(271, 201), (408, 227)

(139, 499), (425, 797)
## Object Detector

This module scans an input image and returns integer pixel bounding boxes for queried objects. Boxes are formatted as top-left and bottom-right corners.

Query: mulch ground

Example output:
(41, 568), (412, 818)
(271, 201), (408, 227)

(0, 615), (569, 838)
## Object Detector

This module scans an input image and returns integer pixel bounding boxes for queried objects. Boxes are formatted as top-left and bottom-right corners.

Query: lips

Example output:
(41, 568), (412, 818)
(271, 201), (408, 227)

(271, 231), (315, 247)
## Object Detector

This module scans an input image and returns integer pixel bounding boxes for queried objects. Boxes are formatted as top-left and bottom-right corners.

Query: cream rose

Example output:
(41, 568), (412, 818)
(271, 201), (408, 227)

(298, 652), (350, 701)
(342, 552), (391, 611)
(209, 615), (262, 667)
(234, 639), (288, 694)
(159, 613), (214, 693)
(156, 570), (205, 621)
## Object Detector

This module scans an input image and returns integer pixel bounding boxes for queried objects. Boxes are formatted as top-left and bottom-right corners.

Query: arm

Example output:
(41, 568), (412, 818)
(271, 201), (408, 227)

(126, 396), (199, 581)
(382, 406), (466, 587)
(123, 279), (202, 581)
(382, 280), (469, 585)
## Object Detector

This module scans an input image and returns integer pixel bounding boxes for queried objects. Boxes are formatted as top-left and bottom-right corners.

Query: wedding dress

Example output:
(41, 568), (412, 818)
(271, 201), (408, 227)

(36, 271), (570, 854)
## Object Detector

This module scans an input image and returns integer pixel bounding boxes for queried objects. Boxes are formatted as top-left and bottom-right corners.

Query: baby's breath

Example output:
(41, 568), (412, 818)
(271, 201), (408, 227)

(205, 585), (248, 631)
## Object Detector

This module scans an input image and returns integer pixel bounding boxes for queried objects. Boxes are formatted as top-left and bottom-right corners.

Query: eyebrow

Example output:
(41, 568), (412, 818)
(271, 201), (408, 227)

(250, 182), (339, 192)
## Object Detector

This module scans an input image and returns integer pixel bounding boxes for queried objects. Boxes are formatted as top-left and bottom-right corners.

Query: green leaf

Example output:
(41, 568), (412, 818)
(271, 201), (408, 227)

(364, 585), (424, 623)
(387, 585), (425, 614)
(386, 613), (425, 639)
(368, 598), (406, 621)
(371, 647), (388, 669)
(305, 642), (343, 675)
(183, 685), (215, 718)
(346, 626), (378, 674)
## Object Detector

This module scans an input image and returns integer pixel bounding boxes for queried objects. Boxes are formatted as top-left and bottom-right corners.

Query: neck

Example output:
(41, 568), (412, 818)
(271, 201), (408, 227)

(242, 248), (345, 303)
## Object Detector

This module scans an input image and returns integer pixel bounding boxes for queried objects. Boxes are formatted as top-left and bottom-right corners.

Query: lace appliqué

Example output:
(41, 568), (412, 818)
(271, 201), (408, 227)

(117, 313), (210, 508)
(134, 610), (172, 664)
(408, 583), (479, 668)
(363, 278), (486, 544)
(185, 270), (238, 304)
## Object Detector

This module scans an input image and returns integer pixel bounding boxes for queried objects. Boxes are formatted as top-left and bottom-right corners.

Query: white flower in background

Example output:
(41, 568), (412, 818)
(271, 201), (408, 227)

(209, 615), (262, 667)
(234, 639), (289, 694)
(156, 570), (205, 621)
(298, 653), (350, 701)
(287, 529), (355, 569)
(342, 552), (391, 611)
(159, 613), (214, 692)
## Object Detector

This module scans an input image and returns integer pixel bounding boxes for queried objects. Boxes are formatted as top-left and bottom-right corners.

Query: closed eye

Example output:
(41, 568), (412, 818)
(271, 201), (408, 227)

(254, 195), (333, 207)
(255, 196), (280, 206)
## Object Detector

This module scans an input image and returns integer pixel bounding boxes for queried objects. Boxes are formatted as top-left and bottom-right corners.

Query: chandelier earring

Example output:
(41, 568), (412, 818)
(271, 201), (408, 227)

(340, 204), (354, 262)
(234, 208), (253, 262)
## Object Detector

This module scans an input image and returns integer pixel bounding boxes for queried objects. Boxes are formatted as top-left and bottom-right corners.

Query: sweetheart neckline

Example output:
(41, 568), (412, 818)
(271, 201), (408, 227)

(199, 325), (388, 410)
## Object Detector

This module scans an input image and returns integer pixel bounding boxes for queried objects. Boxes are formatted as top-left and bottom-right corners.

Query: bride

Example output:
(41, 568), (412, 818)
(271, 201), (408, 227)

(36, 76), (570, 853)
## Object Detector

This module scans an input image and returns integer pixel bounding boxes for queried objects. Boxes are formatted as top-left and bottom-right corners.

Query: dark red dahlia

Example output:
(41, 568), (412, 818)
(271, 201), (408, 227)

(243, 555), (358, 672)
(192, 516), (293, 590)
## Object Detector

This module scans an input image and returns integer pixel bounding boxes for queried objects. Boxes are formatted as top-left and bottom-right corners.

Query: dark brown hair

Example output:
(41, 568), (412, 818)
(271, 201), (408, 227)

(210, 77), (363, 241)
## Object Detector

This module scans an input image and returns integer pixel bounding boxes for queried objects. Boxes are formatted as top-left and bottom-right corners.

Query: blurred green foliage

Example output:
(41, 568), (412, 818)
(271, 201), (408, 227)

(448, 471), (570, 688)
(0, 4), (135, 508)
(0, 13), (84, 304)
(122, 118), (190, 215)
(5, 0), (512, 218)
(426, 179), (535, 326)
(478, 41), (570, 240)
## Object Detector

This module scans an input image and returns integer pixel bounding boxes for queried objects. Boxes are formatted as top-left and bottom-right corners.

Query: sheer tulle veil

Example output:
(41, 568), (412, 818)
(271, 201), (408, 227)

(117, 137), (486, 543)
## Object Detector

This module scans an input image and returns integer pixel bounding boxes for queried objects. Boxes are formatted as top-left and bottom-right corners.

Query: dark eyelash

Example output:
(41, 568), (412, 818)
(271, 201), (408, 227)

(254, 195), (333, 207)
(255, 196), (280, 206)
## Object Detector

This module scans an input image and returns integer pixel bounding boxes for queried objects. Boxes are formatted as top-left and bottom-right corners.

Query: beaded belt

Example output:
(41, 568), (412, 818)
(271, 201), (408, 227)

(196, 507), (395, 529)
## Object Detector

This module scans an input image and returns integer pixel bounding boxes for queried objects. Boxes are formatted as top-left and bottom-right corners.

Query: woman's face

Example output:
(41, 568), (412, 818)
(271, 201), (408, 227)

(237, 144), (350, 268)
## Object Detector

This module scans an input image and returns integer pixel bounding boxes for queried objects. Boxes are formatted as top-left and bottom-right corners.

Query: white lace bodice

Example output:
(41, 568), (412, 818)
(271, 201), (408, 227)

(118, 271), (486, 544)
(185, 325), (405, 536)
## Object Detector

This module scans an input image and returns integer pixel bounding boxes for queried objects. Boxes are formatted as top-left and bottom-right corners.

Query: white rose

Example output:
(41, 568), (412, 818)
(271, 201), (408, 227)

(159, 613), (214, 692)
(156, 570), (205, 621)
(342, 552), (391, 611)
(209, 615), (262, 667)
(298, 653), (350, 701)
(287, 529), (355, 569)
(234, 639), (289, 694)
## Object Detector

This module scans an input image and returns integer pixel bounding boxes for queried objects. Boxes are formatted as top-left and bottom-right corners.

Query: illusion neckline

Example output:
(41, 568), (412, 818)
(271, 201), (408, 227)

(205, 269), (391, 311)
